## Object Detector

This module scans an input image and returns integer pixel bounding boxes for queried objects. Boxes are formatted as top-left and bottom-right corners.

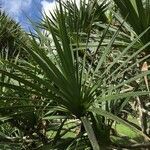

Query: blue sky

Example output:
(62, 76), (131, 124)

(1, 0), (82, 31)
(1, 0), (54, 31)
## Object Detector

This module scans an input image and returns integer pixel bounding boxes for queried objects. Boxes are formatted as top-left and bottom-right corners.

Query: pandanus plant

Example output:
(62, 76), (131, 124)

(0, 0), (150, 149)
(111, 0), (150, 137)
(0, 11), (28, 60)
(113, 0), (150, 54)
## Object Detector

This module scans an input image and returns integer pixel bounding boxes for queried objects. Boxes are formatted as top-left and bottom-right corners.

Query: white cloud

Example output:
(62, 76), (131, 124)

(1, 0), (32, 21)
(41, 0), (56, 16)
(41, 0), (88, 17)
